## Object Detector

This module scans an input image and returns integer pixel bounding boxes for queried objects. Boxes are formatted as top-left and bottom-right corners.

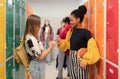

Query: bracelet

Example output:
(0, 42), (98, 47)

(77, 57), (82, 62)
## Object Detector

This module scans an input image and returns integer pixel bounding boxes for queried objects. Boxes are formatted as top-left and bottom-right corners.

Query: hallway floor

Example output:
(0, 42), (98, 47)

(45, 60), (70, 79)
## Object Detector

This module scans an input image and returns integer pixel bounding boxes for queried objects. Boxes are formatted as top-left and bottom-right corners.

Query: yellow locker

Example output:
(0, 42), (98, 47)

(0, 0), (6, 63)
(0, 64), (6, 79)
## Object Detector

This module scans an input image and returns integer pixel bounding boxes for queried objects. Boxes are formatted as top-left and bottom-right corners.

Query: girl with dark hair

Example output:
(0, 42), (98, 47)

(56, 5), (100, 79)
(56, 17), (72, 79)
(40, 19), (54, 64)
(24, 15), (55, 79)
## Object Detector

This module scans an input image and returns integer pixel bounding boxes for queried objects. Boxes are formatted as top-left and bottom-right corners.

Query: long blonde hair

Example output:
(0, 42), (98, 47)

(24, 14), (41, 39)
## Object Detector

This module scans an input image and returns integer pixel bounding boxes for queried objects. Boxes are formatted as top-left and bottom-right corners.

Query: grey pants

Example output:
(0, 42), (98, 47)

(29, 60), (45, 79)
(57, 49), (69, 79)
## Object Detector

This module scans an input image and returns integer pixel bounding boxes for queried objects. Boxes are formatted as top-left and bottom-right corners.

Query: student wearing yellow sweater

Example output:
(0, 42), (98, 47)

(56, 5), (101, 79)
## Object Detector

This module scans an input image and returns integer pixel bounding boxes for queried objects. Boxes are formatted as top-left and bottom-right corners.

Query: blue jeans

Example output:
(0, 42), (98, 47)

(44, 39), (52, 63)
(29, 60), (45, 79)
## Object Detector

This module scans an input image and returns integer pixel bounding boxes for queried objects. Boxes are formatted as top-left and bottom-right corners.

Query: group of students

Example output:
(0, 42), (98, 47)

(24, 5), (101, 79)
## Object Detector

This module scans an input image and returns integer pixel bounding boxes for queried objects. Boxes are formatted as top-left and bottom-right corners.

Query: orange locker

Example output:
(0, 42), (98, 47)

(96, 59), (104, 79)
(88, 1), (97, 79)
(89, 0), (95, 37)
(89, 59), (104, 79)
(88, 65), (95, 79)
(0, 64), (6, 79)
(0, 0), (6, 63)
(106, 62), (118, 79)
(96, 0), (104, 57)
(26, 3), (34, 19)
(84, 2), (89, 29)
(106, 0), (119, 65)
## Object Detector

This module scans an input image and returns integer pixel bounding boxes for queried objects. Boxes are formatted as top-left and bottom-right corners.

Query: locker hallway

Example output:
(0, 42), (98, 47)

(0, 0), (120, 79)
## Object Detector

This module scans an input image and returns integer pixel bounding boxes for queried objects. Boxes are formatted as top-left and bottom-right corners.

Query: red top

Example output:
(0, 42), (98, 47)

(59, 25), (72, 56)
(59, 25), (72, 39)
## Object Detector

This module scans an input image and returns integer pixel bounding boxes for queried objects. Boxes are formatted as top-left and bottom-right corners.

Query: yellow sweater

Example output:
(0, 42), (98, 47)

(58, 30), (101, 65)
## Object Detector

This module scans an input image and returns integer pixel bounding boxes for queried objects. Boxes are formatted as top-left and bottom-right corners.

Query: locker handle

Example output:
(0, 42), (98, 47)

(109, 68), (114, 74)
(107, 22), (109, 24)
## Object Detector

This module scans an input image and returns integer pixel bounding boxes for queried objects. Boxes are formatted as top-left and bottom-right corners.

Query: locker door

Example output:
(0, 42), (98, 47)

(20, 0), (25, 35)
(106, 62), (118, 79)
(89, 0), (95, 37)
(6, 58), (13, 79)
(88, 1), (96, 79)
(106, 0), (119, 65)
(14, 0), (21, 79)
(0, 64), (5, 79)
(96, 59), (104, 79)
(96, 0), (104, 79)
(14, 0), (25, 79)
(15, 0), (20, 47)
(83, 2), (89, 29)
(26, 3), (34, 19)
(96, 0), (104, 57)
(0, 0), (5, 63)
(6, 0), (14, 58)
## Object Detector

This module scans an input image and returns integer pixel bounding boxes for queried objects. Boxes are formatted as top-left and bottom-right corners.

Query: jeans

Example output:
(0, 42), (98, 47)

(29, 60), (45, 79)
(44, 39), (52, 63)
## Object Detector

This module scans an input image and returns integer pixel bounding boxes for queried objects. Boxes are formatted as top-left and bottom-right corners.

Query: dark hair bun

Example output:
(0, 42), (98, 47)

(63, 17), (70, 24)
(78, 5), (87, 15)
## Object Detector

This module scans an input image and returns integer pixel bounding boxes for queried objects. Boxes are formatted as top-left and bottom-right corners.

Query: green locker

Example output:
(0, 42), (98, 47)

(15, 0), (20, 47)
(14, 0), (26, 79)
(14, 0), (21, 77)
(6, 58), (13, 79)
(6, 0), (14, 58)
(6, 0), (26, 78)
(20, 0), (26, 35)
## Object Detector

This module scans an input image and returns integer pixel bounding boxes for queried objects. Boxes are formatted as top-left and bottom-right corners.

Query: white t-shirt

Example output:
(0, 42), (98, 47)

(45, 26), (50, 39)
(25, 34), (44, 58)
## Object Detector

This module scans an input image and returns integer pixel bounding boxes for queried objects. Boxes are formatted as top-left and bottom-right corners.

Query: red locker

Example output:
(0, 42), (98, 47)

(106, 0), (119, 65)
(106, 62), (118, 79)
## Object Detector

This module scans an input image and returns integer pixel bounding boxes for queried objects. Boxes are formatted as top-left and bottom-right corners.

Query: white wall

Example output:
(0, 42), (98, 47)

(40, 17), (63, 60)
(78, 0), (89, 6)
(27, 0), (79, 17)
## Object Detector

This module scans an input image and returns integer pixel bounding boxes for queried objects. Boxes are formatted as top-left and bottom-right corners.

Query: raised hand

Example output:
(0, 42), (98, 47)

(48, 41), (55, 49)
